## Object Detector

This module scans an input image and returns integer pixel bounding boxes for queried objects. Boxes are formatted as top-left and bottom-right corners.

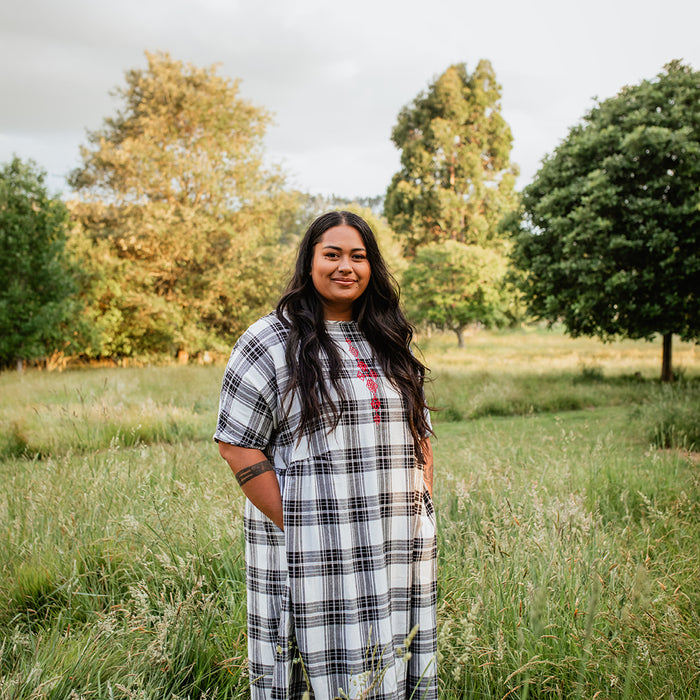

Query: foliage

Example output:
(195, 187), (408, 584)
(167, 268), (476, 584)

(511, 61), (700, 380)
(0, 157), (78, 368)
(385, 60), (519, 255)
(68, 51), (300, 358)
(403, 240), (509, 346)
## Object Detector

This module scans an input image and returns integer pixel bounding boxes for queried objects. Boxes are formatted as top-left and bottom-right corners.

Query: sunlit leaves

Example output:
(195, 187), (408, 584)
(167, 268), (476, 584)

(68, 52), (297, 357)
(403, 240), (509, 346)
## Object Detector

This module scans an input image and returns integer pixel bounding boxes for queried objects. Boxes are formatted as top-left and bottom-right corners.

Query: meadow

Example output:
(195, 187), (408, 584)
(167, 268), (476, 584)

(1, 327), (699, 699)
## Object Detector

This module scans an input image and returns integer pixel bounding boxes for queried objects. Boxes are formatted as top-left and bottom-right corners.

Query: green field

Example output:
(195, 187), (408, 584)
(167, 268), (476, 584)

(1, 329), (699, 699)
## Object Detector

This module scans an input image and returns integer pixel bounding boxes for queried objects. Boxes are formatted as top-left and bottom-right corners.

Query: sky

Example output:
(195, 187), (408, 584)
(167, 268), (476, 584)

(1, 0), (698, 200)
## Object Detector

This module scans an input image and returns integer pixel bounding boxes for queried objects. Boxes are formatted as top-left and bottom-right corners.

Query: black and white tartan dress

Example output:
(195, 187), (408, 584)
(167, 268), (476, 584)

(215, 314), (437, 700)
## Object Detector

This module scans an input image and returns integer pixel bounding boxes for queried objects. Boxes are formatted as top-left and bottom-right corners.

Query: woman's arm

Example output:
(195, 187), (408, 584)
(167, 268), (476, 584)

(218, 442), (284, 530)
(421, 437), (433, 498)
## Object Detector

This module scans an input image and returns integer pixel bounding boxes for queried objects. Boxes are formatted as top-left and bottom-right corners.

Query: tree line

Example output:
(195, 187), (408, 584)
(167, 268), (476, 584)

(1, 52), (697, 380)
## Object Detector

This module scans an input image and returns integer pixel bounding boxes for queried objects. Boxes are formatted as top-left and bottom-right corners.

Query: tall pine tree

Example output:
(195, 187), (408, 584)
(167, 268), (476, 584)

(385, 60), (518, 256)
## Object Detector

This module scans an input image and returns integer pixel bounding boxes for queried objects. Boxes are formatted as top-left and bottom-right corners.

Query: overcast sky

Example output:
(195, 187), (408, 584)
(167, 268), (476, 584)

(1, 0), (698, 199)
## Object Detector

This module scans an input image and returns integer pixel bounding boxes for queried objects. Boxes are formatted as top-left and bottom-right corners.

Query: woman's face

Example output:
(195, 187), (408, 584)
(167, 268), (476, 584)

(310, 225), (371, 321)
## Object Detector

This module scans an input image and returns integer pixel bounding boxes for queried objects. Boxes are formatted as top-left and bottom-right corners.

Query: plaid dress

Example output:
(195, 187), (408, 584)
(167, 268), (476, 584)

(215, 314), (437, 700)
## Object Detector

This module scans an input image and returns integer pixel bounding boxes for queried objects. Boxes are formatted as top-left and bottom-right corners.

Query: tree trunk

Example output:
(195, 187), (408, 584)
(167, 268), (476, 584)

(455, 326), (465, 348)
(16, 358), (24, 373)
(661, 333), (673, 382)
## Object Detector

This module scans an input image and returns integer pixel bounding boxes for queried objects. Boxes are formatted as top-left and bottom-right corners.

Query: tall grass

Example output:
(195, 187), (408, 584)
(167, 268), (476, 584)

(432, 412), (700, 698)
(0, 366), (219, 459)
(1, 329), (698, 698)
(1, 441), (249, 699)
(641, 380), (700, 451)
(419, 326), (698, 423)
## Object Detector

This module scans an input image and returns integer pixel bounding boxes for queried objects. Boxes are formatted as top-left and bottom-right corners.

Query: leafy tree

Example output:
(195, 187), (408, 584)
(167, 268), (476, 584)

(0, 157), (78, 370)
(402, 240), (508, 347)
(69, 51), (299, 358)
(511, 61), (699, 381)
(385, 60), (518, 255)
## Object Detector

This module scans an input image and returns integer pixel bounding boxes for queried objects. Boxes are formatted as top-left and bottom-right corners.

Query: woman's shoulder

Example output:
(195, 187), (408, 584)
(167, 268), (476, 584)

(235, 312), (290, 352)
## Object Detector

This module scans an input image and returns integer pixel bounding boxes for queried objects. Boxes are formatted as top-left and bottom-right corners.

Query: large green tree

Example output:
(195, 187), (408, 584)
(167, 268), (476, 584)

(69, 51), (299, 358)
(385, 60), (518, 255)
(402, 240), (508, 347)
(0, 157), (78, 370)
(511, 61), (699, 381)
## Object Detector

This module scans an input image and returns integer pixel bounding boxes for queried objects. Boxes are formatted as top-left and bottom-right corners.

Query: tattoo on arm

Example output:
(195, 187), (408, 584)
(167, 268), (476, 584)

(235, 459), (274, 487)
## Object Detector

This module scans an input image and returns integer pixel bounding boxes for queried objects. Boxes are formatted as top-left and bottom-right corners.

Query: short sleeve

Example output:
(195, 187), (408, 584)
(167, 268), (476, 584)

(424, 404), (433, 436)
(213, 318), (285, 450)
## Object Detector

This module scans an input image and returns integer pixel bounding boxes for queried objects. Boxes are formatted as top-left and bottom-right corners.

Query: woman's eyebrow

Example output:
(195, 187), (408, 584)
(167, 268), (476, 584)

(322, 244), (367, 252)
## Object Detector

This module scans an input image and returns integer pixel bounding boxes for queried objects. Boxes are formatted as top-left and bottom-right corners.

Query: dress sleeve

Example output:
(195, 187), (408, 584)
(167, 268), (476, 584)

(424, 404), (433, 436)
(213, 321), (282, 450)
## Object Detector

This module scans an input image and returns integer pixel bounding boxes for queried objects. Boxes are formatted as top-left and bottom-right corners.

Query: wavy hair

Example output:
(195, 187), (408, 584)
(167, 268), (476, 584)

(276, 210), (432, 459)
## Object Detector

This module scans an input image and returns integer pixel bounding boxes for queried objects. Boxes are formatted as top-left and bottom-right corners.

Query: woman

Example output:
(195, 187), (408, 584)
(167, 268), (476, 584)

(215, 211), (436, 699)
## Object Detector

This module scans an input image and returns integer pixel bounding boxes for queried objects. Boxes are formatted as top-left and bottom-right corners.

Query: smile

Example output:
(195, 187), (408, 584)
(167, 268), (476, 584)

(332, 279), (356, 286)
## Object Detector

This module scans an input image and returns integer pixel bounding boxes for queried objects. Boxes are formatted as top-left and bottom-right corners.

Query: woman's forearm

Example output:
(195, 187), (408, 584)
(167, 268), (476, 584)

(218, 442), (284, 530)
(421, 438), (433, 498)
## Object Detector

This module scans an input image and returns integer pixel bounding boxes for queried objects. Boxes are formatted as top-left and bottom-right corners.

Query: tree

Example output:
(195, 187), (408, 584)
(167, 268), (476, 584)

(402, 240), (508, 347)
(511, 61), (700, 381)
(0, 157), (78, 370)
(385, 60), (518, 255)
(69, 51), (299, 358)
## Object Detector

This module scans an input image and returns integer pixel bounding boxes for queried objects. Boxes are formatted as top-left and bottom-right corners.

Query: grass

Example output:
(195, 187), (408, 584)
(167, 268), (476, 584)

(432, 412), (700, 698)
(419, 325), (698, 422)
(0, 365), (220, 459)
(1, 328), (698, 699)
(1, 441), (249, 699)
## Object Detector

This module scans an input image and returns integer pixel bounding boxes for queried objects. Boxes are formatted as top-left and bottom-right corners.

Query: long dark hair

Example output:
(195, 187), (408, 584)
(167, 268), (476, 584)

(276, 210), (432, 459)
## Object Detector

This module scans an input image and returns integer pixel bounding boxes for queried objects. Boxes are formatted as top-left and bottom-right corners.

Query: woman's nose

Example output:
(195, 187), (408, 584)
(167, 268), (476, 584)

(337, 256), (352, 271)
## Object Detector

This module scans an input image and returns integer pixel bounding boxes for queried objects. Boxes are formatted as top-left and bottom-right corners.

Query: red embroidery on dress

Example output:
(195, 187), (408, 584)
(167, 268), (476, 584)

(345, 337), (381, 424)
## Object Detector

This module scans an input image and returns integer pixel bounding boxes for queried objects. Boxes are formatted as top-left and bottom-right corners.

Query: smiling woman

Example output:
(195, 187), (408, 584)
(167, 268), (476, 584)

(310, 224), (371, 320)
(214, 210), (436, 699)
